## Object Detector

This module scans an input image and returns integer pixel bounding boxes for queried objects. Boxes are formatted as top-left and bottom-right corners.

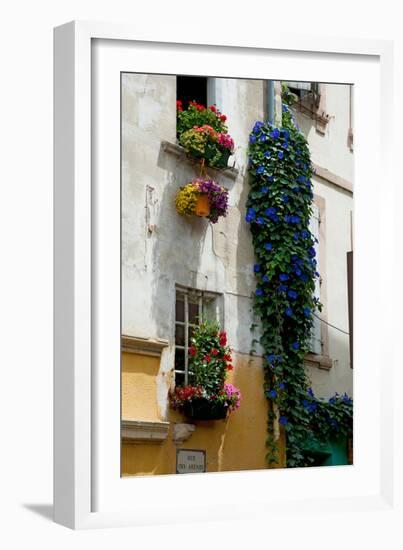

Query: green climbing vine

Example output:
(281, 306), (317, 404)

(246, 98), (353, 467)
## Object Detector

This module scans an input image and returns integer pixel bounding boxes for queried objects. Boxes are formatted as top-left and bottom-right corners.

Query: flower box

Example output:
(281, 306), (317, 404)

(182, 398), (228, 421)
(169, 322), (241, 421)
(176, 101), (235, 169)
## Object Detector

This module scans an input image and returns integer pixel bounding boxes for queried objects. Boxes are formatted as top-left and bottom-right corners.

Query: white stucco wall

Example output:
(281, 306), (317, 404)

(309, 176), (353, 397)
(295, 83), (353, 182)
(292, 83), (354, 398)
(122, 74), (265, 357)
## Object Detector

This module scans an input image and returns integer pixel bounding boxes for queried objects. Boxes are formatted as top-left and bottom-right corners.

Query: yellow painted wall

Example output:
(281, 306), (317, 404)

(121, 351), (286, 476)
(122, 352), (160, 421)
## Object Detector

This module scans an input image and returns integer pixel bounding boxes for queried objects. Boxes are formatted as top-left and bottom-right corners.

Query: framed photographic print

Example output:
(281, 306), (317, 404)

(54, 21), (396, 530)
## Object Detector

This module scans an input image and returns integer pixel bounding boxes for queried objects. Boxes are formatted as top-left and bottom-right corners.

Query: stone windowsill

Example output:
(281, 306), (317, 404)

(121, 335), (169, 357)
(121, 419), (170, 444)
(161, 140), (239, 181)
(305, 353), (333, 371)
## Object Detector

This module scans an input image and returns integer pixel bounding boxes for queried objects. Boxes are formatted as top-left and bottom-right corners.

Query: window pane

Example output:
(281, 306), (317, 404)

(203, 298), (217, 323)
(174, 348), (185, 372)
(175, 298), (184, 322)
(284, 81), (312, 91)
(176, 76), (207, 108)
(175, 371), (185, 387)
(188, 301), (199, 324)
(175, 324), (185, 346)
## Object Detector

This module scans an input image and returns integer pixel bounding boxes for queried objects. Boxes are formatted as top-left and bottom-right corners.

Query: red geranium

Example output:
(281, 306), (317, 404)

(209, 105), (217, 112)
(219, 331), (227, 346)
(220, 114), (227, 121)
(176, 100), (183, 112)
(169, 321), (241, 417)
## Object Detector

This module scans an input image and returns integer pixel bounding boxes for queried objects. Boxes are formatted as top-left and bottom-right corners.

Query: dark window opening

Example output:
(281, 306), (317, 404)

(177, 76), (208, 109)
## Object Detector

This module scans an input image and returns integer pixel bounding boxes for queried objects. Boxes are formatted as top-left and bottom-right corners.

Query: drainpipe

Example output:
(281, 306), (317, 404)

(267, 80), (275, 124)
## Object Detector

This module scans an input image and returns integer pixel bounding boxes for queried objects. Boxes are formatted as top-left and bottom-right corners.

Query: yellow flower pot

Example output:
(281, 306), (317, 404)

(195, 194), (211, 217)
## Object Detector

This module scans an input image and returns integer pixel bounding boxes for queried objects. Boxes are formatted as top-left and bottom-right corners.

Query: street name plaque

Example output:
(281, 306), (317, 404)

(176, 449), (206, 474)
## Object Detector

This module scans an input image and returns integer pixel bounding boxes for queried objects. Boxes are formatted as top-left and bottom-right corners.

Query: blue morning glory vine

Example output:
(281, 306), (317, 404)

(246, 102), (353, 467)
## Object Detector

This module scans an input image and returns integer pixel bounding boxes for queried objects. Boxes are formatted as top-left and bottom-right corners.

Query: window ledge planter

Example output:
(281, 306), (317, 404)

(161, 140), (239, 182)
(182, 398), (228, 421)
(304, 353), (333, 371)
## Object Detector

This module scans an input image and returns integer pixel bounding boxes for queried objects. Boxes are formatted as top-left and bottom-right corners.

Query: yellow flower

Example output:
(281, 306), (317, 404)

(175, 182), (199, 216)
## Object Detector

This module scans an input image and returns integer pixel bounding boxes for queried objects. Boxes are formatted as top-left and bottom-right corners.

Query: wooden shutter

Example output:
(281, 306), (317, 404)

(310, 203), (322, 354)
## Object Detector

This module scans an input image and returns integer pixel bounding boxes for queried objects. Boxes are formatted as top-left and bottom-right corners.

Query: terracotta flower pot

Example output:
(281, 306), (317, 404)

(195, 194), (211, 217)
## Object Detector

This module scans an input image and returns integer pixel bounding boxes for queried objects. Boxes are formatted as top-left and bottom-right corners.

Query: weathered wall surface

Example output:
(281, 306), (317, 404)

(122, 352), (160, 421)
(293, 84), (354, 398)
(296, 84), (353, 182)
(122, 351), (285, 475)
(122, 74), (265, 354)
(308, 176), (353, 398)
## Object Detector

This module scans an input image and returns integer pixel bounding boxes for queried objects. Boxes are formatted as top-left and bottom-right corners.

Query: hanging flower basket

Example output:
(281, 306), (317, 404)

(175, 177), (229, 224)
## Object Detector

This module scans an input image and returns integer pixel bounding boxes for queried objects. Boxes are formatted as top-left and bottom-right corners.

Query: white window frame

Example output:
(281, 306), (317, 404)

(174, 286), (221, 386)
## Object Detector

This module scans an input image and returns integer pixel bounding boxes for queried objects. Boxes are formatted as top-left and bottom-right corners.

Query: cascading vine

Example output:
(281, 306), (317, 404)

(246, 104), (353, 467)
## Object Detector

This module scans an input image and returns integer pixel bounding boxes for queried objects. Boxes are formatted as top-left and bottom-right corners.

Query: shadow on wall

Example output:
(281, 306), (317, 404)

(234, 169), (261, 357)
(149, 145), (209, 341)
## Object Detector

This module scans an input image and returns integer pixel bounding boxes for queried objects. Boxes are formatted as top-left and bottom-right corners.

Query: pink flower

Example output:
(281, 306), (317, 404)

(217, 133), (234, 151)
(224, 383), (242, 411)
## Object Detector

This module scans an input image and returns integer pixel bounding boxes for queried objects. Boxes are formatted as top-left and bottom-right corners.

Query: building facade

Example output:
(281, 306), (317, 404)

(121, 75), (353, 475)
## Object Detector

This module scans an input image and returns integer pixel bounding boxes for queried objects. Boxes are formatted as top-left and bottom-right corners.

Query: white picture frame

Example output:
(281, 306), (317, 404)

(54, 20), (397, 530)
